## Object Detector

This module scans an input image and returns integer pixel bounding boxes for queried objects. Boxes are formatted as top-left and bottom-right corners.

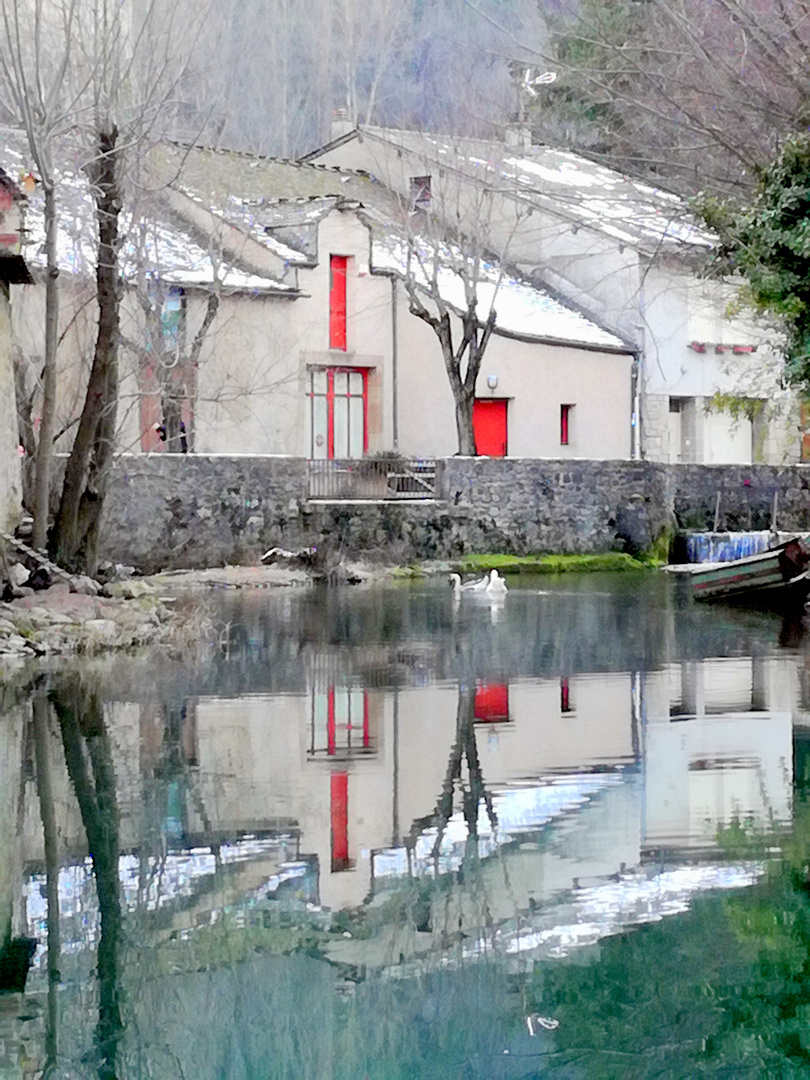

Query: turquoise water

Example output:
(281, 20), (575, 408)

(1, 572), (809, 1077)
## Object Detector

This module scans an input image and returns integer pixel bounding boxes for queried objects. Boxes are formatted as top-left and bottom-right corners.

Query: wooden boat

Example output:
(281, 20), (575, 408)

(669, 537), (810, 606)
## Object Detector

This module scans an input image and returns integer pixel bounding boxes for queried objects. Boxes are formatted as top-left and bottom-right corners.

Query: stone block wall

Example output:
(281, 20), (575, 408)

(92, 454), (810, 571)
(442, 458), (670, 556)
(669, 463), (810, 533)
(103, 454), (309, 572)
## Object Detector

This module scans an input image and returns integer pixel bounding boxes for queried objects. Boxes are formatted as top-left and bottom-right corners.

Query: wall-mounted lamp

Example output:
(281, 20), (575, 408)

(487, 374), (498, 390)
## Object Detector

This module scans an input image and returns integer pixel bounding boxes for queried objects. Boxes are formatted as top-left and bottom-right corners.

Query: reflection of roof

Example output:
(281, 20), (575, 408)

(23, 834), (303, 969)
(306, 125), (714, 254)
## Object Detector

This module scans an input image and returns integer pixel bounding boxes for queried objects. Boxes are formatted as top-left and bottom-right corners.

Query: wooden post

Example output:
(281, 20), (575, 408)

(713, 492), (721, 532)
(771, 490), (779, 535)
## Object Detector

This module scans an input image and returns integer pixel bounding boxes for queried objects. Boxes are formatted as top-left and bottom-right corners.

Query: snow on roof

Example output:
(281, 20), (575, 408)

(373, 236), (629, 351)
(1, 132), (291, 292)
(359, 127), (714, 252)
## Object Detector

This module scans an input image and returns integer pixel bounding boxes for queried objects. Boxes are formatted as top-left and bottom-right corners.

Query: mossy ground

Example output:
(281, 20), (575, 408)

(452, 552), (652, 575)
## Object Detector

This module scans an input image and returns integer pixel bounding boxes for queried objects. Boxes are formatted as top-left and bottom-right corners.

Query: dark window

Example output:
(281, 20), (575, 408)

(410, 175), (431, 210)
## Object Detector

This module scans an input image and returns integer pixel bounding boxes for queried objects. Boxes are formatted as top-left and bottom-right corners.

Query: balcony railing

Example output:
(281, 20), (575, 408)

(307, 457), (437, 500)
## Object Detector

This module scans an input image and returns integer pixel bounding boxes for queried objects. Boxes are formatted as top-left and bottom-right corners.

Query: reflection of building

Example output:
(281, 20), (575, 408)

(642, 658), (796, 854)
(15, 656), (799, 927)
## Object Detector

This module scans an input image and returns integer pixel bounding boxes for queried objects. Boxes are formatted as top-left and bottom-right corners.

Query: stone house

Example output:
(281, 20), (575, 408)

(11, 140), (636, 464)
(0, 167), (31, 531)
(304, 123), (795, 466)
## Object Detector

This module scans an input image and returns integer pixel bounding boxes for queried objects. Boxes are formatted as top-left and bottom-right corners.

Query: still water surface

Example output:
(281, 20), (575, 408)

(3, 572), (810, 1078)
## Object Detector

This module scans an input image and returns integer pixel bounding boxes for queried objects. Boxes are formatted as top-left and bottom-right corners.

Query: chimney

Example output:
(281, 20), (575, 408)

(331, 108), (355, 141)
(504, 125), (532, 151)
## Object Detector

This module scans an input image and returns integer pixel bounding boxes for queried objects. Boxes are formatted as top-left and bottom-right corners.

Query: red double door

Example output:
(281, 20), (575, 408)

(473, 398), (508, 457)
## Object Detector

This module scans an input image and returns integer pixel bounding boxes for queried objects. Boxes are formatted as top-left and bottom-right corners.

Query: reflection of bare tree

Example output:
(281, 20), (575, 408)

(410, 686), (498, 866)
(32, 682), (61, 1074)
(51, 677), (122, 1080)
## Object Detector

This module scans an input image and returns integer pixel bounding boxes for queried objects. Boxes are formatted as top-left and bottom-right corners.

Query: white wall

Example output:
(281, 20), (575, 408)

(0, 286), (21, 529)
(395, 288), (632, 459)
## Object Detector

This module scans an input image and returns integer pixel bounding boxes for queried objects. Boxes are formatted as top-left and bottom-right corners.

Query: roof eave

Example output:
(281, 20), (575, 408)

(298, 127), (362, 164)
(491, 324), (634, 354)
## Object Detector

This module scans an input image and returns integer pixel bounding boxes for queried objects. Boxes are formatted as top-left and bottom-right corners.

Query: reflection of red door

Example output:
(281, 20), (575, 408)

(473, 399), (508, 457)
(474, 683), (509, 723)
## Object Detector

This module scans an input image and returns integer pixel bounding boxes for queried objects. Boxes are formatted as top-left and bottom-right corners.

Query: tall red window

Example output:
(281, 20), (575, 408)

(309, 368), (367, 459)
(560, 404), (573, 446)
(330, 772), (351, 871)
(329, 255), (347, 351)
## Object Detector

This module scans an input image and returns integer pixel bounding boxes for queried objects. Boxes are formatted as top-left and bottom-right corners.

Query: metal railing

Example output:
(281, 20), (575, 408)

(307, 457), (437, 500)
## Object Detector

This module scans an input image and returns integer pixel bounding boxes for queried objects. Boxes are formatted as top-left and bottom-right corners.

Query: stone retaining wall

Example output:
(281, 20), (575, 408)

(95, 454), (810, 571)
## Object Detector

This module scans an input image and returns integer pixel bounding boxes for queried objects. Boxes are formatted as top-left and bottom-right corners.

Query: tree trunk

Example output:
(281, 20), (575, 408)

(32, 183), (60, 552)
(32, 686), (61, 1070)
(50, 128), (121, 574)
(160, 384), (184, 451)
(454, 388), (476, 456)
(52, 676), (122, 1080)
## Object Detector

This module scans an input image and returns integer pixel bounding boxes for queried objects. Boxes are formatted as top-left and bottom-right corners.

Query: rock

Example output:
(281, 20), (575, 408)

(24, 567), (52, 591)
(8, 563), (29, 588)
(102, 580), (155, 599)
(83, 619), (119, 645)
(70, 575), (102, 596)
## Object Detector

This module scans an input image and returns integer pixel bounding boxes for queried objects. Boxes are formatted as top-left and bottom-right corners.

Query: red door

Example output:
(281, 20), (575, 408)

(473, 399), (508, 457)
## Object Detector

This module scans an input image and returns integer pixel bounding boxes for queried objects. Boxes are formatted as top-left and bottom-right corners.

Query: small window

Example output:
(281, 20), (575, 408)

(410, 175), (431, 210)
(669, 397), (684, 414)
(560, 404), (574, 446)
(560, 677), (573, 714)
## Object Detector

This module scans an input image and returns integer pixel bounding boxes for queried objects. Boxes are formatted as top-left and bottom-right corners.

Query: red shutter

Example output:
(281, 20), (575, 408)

(331, 772), (350, 870)
(329, 256), (347, 351)
(560, 404), (571, 446)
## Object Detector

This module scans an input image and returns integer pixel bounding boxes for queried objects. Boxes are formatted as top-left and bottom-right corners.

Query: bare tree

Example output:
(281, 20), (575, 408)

(44, 0), (207, 573)
(535, 0), (810, 197)
(0, 0), (83, 551)
(380, 151), (523, 455)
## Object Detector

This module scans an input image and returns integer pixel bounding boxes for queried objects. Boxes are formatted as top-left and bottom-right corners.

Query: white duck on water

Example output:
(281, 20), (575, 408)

(449, 572), (490, 594)
(449, 570), (508, 595)
(486, 569), (508, 594)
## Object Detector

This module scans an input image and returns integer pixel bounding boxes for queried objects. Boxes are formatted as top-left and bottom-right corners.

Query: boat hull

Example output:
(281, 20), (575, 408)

(686, 538), (810, 606)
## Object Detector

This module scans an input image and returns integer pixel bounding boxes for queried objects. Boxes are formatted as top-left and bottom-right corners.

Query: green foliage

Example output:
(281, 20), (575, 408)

(539, 0), (652, 155)
(694, 132), (810, 390)
(453, 552), (650, 574)
(639, 527), (672, 566)
(705, 394), (765, 425)
(529, 796), (810, 1076)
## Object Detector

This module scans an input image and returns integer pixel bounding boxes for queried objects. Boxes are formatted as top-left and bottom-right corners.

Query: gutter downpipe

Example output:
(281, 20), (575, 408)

(632, 305), (646, 460)
(631, 350), (642, 460)
(391, 276), (399, 452)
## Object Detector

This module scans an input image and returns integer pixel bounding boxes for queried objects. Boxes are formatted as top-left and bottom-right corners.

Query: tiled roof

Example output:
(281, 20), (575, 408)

(321, 126), (714, 254)
(0, 130), (293, 292)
